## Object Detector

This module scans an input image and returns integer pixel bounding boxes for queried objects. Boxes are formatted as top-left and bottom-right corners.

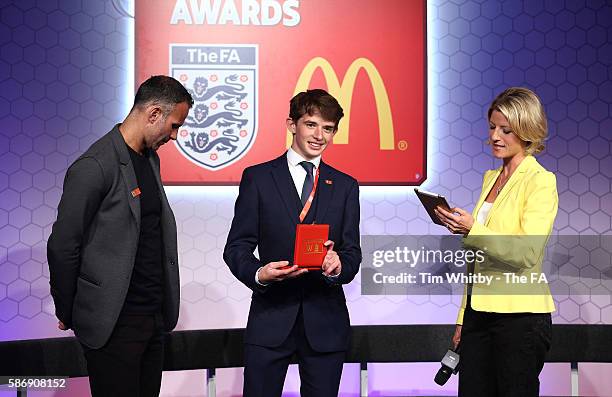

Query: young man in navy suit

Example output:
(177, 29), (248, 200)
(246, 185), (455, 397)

(224, 89), (362, 397)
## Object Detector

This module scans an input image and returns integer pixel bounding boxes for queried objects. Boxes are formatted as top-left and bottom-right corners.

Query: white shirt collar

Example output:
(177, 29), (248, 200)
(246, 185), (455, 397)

(287, 147), (321, 169)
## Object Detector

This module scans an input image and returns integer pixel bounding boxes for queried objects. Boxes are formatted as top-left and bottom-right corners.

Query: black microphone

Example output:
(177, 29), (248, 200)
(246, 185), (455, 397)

(434, 345), (460, 386)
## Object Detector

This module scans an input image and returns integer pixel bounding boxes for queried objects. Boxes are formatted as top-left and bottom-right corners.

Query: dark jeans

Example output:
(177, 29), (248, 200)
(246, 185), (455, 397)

(81, 312), (165, 397)
(243, 307), (345, 397)
(458, 306), (552, 397)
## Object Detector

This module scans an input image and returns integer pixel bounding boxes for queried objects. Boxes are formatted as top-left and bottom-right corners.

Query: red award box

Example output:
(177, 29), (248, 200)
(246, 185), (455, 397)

(293, 224), (329, 269)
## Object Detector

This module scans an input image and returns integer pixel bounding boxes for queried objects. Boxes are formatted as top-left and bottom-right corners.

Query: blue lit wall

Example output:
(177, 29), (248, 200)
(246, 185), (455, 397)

(0, 0), (132, 330)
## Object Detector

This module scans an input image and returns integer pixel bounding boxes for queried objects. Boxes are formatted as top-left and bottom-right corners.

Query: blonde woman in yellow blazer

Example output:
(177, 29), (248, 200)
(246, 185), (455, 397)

(436, 87), (558, 397)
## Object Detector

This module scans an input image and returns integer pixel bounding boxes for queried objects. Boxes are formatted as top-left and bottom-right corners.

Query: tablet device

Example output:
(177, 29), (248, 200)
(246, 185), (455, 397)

(414, 188), (451, 226)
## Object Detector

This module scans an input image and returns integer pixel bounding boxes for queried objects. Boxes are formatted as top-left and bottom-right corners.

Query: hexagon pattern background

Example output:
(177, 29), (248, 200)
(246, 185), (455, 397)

(0, 0), (132, 330)
(0, 0), (611, 338)
(0, 0), (611, 395)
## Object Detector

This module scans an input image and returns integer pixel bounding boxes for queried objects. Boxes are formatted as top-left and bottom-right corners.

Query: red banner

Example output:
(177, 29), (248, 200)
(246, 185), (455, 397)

(135, 0), (426, 184)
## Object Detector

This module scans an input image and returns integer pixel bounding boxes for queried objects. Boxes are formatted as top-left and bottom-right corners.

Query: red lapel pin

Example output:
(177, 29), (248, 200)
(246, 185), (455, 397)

(325, 179), (333, 185)
(131, 187), (141, 197)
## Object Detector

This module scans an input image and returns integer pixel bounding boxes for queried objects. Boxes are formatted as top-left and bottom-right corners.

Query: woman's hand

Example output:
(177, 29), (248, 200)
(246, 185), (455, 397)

(452, 324), (462, 350)
(435, 206), (474, 235)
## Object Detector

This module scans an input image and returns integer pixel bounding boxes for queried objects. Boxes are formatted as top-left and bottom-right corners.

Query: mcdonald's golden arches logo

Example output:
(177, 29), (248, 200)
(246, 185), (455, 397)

(287, 57), (395, 150)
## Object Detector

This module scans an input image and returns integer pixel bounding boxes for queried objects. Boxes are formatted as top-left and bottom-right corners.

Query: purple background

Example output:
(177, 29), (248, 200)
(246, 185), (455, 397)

(0, 0), (611, 395)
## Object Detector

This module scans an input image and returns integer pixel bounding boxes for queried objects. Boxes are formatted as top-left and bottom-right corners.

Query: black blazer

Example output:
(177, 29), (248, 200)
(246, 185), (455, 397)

(224, 154), (362, 352)
(47, 126), (180, 349)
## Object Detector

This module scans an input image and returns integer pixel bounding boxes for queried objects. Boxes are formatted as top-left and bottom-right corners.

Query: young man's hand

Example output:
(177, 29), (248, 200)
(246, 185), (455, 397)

(322, 240), (341, 277)
(258, 261), (308, 283)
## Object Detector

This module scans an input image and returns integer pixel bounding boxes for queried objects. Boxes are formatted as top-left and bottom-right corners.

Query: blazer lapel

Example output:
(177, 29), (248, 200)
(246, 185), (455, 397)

(110, 126), (141, 229)
(472, 168), (499, 219)
(487, 156), (535, 223)
(270, 154), (301, 225)
(315, 161), (334, 222)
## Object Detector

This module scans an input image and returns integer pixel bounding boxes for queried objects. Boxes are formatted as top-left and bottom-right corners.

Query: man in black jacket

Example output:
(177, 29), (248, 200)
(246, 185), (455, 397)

(47, 75), (192, 397)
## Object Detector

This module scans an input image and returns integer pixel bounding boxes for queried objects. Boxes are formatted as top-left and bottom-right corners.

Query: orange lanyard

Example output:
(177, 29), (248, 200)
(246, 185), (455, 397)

(299, 167), (320, 223)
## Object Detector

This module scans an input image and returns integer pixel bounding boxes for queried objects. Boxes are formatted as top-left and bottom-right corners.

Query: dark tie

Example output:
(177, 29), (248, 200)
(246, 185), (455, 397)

(300, 161), (315, 206)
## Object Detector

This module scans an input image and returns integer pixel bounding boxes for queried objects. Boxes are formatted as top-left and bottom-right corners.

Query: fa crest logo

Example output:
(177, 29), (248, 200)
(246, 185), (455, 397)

(170, 44), (258, 170)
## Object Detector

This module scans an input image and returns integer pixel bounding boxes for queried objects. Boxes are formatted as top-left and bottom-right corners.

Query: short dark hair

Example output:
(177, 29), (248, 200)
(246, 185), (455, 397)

(133, 75), (194, 114)
(289, 89), (344, 130)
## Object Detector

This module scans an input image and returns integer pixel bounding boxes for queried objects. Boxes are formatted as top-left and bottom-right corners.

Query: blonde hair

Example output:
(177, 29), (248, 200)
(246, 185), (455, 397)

(488, 87), (548, 155)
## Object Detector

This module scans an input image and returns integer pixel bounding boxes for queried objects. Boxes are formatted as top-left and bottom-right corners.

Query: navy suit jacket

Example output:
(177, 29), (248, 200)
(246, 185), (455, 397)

(223, 154), (362, 353)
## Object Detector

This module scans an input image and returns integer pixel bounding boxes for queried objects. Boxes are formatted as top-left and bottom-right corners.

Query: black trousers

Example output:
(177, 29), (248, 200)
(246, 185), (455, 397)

(458, 305), (552, 397)
(243, 307), (345, 397)
(81, 312), (165, 397)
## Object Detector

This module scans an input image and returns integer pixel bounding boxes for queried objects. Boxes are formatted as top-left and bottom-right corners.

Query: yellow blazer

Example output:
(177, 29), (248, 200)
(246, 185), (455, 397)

(456, 155), (558, 324)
